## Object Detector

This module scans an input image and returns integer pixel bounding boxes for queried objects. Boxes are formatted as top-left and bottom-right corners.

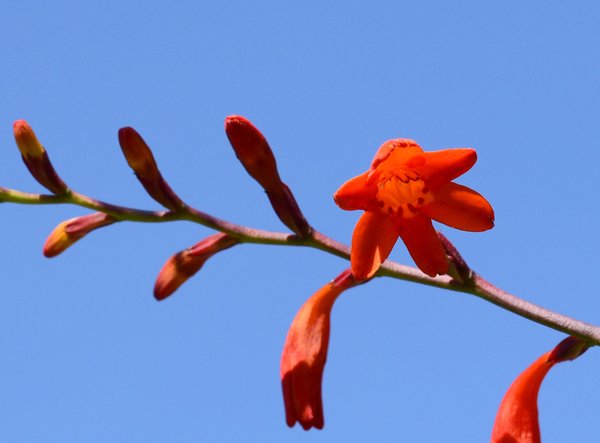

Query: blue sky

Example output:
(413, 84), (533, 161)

(2, 1), (600, 441)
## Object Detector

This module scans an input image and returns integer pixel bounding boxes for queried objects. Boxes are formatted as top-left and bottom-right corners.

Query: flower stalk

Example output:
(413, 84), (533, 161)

(1, 183), (599, 345)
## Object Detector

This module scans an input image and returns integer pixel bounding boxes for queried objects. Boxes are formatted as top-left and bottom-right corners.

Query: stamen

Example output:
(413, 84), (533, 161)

(375, 171), (432, 216)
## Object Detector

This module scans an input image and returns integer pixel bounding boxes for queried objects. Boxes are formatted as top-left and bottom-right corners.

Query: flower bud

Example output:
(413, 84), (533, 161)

(118, 127), (184, 211)
(266, 184), (311, 238)
(13, 120), (69, 195)
(43, 212), (117, 257)
(154, 233), (239, 300)
(225, 115), (312, 237)
(224, 115), (281, 191)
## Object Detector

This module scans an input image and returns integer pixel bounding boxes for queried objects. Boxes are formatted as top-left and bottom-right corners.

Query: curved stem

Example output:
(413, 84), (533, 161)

(2, 186), (600, 345)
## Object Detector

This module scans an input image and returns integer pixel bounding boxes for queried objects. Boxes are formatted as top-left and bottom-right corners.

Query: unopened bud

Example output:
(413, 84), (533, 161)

(224, 115), (312, 237)
(118, 127), (184, 211)
(266, 184), (311, 237)
(43, 212), (117, 257)
(13, 120), (69, 195)
(154, 233), (239, 301)
(437, 232), (472, 285)
(225, 115), (281, 191)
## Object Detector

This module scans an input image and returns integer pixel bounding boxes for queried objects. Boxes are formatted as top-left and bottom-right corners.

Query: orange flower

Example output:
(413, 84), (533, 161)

(280, 269), (357, 430)
(491, 336), (588, 443)
(334, 139), (494, 279)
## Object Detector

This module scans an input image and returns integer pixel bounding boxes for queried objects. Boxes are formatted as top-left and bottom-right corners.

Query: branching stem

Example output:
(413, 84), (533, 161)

(2, 186), (599, 345)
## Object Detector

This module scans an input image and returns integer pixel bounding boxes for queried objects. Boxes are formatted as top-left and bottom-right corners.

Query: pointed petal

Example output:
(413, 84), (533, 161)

(281, 269), (356, 430)
(416, 148), (477, 189)
(350, 211), (398, 280)
(396, 214), (448, 277)
(371, 139), (423, 169)
(333, 171), (376, 211)
(420, 183), (494, 232)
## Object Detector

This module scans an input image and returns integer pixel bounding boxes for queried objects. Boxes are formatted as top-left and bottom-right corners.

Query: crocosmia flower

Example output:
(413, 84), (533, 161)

(281, 269), (357, 430)
(334, 139), (494, 279)
(491, 336), (588, 443)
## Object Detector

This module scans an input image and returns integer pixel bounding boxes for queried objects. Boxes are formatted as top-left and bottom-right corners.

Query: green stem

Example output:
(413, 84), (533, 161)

(2, 186), (599, 345)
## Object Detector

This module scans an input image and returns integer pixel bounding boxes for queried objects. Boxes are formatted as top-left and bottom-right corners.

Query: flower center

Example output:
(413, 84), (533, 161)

(375, 171), (431, 216)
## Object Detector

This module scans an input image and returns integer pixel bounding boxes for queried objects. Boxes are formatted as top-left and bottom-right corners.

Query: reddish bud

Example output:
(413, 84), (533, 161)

(437, 231), (473, 285)
(118, 127), (184, 211)
(266, 184), (311, 238)
(224, 115), (281, 191)
(13, 120), (69, 195)
(43, 212), (117, 257)
(225, 115), (312, 237)
(491, 336), (589, 443)
(281, 269), (356, 430)
(154, 233), (239, 300)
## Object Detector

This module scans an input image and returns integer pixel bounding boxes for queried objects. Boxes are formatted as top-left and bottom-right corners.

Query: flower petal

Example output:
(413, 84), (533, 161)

(395, 214), (448, 277)
(371, 139), (423, 169)
(333, 171), (377, 211)
(281, 269), (356, 430)
(351, 211), (398, 280)
(416, 148), (477, 189)
(420, 183), (494, 232)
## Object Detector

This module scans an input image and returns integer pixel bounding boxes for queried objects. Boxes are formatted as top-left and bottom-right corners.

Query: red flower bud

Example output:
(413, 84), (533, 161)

(266, 183), (311, 238)
(118, 127), (184, 211)
(225, 115), (311, 237)
(224, 115), (281, 191)
(491, 336), (588, 443)
(281, 269), (356, 430)
(13, 120), (69, 195)
(43, 212), (117, 257)
(154, 233), (239, 301)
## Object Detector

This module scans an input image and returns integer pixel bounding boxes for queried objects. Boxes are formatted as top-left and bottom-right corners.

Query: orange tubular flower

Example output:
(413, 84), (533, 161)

(334, 139), (494, 280)
(491, 336), (588, 443)
(281, 269), (357, 430)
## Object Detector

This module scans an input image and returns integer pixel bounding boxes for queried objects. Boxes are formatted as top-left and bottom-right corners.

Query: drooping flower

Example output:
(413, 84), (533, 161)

(43, 212), (117, 257)
(334, 139), (494, 280)
(225, 115), (311, 237)
(13, 120), (69, 195)
(281, 269), (357, 430)
(154, 233), (239, 300)
(491, 336), (588, 443)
